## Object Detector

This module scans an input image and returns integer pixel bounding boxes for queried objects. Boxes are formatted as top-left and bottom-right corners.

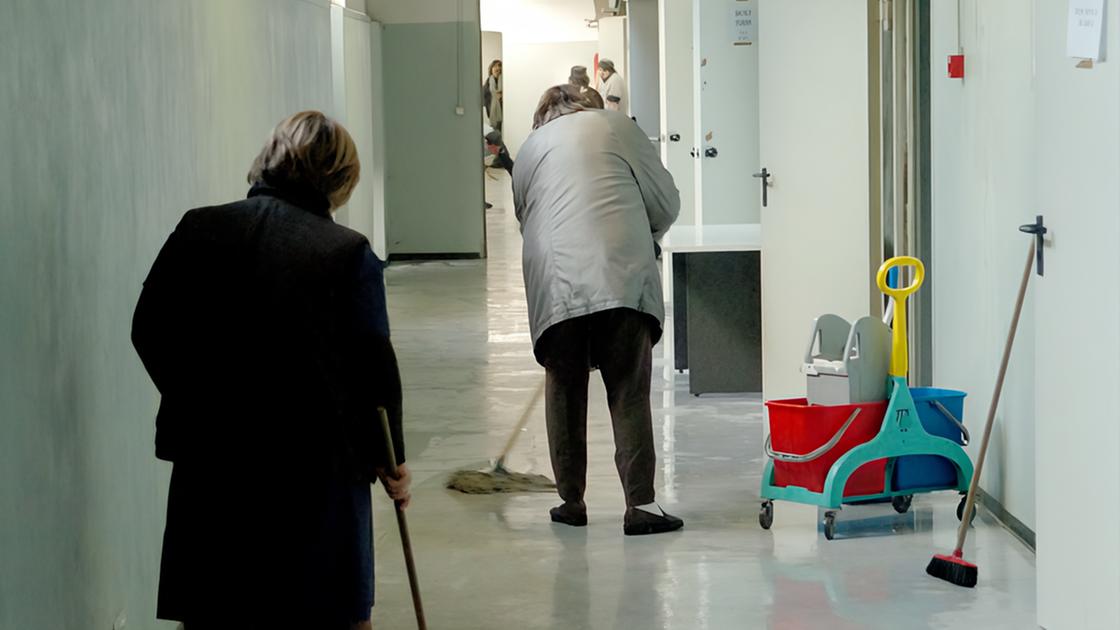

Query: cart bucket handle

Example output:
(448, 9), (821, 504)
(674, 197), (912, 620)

(765, 408), (863, 463)
(932, 400), (971, 446)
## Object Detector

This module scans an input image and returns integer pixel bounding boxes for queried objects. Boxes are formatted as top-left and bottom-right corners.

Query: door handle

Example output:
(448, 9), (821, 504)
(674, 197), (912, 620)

(1019, 215), (1047, 276)
(753, 168), (771, 207)
(704, 147), (718, 158)
(669, 133), (681, 142)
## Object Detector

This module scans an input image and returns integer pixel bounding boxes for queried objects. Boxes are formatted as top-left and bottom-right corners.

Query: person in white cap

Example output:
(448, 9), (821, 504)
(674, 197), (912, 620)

(597, 59), (627, 114)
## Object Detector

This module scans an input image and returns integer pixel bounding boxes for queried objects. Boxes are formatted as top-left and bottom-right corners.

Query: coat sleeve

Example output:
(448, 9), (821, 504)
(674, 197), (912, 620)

(347, 245), (406, 470)
(620, 117), (681, 241)
(133, 211), (207, 462)
(512, 155), (528, 230)
(132, 211), (197, 398)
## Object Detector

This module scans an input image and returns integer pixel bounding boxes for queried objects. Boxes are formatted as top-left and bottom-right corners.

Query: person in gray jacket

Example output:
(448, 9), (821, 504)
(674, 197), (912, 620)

(513, 85), (682, 536)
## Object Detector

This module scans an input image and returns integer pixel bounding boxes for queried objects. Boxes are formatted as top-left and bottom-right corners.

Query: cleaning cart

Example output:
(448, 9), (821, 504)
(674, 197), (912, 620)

(758, 257), (975, 540)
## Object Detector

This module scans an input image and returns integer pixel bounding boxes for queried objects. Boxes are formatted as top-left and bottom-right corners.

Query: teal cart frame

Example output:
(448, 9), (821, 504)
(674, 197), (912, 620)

(758, 376), (974, 540)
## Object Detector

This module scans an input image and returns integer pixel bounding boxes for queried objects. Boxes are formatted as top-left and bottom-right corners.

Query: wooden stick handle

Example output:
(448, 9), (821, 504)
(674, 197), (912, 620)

(954, 240), (1034, 552)
(495, 377), (546, 466)
(377, 407), (400, 476)
(377, 407), (427, 630)
(395, 508), (427, 630)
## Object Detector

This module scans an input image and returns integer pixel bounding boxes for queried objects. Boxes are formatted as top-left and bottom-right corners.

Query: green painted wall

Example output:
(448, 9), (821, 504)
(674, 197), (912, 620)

(382, 22), (485, 256)
(0, 0), (333, 626)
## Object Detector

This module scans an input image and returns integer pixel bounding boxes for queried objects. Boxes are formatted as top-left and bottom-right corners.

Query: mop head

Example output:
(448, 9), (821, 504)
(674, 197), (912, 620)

(926, 550), (978, 588)
(446, 467), (556, 494)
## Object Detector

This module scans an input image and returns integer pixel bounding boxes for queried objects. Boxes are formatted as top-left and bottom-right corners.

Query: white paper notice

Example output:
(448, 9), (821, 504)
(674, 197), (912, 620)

(1068, 0), (1106, 60)
(731, 1), (756, 47)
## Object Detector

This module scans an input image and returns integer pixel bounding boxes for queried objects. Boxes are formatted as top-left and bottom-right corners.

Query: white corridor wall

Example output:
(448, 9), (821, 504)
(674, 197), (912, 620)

(929, 0), (1037, 534)
(929, 1), (1120, 627)
(0, 0), (352, 626)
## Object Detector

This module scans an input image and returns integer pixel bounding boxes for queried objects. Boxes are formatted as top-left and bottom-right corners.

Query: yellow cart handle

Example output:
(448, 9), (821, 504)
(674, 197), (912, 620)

(876, 256), (925, 377)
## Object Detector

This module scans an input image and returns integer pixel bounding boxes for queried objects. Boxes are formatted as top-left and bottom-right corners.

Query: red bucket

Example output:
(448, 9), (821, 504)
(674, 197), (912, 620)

(766, 398), (888, 497)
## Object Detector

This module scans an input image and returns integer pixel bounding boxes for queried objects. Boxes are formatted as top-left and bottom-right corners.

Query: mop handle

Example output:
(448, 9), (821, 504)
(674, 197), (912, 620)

(378, 408), (428, 630)
(954, 240), (1035, 553)
(876, 256), (926, 378)
(495, 377), (547, 466)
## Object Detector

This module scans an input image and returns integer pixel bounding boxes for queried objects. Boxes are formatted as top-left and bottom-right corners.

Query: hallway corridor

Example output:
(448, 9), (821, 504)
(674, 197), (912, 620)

(367, 175), (1037, 629)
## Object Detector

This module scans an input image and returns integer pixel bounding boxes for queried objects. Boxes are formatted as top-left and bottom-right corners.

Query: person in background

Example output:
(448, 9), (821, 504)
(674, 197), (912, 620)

(132, 111), (409, 630)
(569, 65), (592, 92)
(513, 86), (683, 536)
(569, 65), (603, 109)
(485, 130), (514, 176)
(483, 59), (504, 131)
(597, 59), (627, 113)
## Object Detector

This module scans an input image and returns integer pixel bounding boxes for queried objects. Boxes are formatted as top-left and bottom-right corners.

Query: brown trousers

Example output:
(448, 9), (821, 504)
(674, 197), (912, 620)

(536, 308), (657, 508)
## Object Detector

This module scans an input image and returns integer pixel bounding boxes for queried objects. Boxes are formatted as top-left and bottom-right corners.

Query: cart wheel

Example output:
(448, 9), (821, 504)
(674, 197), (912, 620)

(823, 511), (837, 540)
(892, 495), (913, 514)
(957, 496), (978, 525)
(759, 501), (774, 530)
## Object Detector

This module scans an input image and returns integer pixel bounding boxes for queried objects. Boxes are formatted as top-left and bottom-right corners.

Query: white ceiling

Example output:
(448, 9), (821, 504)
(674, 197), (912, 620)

(480, 0), (599, 43)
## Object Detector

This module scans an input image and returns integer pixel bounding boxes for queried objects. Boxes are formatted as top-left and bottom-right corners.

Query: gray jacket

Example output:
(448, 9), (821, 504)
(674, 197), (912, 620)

(513, 110), (680, 350)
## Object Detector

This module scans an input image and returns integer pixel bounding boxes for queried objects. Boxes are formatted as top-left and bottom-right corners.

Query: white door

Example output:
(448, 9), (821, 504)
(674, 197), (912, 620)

(693, 0), (760, 225)
(1034, 2), (1120, 627)
(659, 0), (696, 224)
(759, 0), (873, 399)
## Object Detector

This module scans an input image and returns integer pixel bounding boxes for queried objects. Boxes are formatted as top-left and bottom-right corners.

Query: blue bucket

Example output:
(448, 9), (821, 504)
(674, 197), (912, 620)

(892, 388), (967, 491)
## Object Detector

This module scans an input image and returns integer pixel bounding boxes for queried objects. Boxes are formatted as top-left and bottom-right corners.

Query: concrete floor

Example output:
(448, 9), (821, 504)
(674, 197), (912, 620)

(370, 173), (1037, 629)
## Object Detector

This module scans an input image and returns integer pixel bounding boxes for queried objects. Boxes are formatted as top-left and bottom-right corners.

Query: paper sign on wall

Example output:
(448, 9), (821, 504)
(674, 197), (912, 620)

(1067, 0), (1106, 61)
(732, 1), (756, 47)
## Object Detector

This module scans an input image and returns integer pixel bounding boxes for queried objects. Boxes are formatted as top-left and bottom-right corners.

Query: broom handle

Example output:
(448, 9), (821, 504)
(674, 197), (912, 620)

(378, 408), (428, 630)
(954, 240), (1035, 553)
(495, 377), (547, 466)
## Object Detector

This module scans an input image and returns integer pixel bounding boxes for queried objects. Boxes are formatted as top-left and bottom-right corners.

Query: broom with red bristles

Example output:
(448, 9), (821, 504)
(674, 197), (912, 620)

(927, 236), (1037, 588)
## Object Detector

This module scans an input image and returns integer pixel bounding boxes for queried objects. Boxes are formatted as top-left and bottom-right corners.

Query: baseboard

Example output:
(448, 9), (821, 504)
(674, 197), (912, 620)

(978, 488), (1036, 551)
(387, 252), (482, 262)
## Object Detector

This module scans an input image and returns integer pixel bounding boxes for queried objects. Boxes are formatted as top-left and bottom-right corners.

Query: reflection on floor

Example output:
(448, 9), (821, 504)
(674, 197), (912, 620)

(371, 173), (1036, 629)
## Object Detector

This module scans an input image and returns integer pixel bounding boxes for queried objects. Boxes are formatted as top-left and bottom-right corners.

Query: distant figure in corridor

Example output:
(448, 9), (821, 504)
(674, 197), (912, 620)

(131, 111), (409, 630)
(597, 58), (627, 113)
(485, 130), (514, 176)
(568, 66), (605, 108)
(483, 59), (504, 131)
(513, 86), (683, 535)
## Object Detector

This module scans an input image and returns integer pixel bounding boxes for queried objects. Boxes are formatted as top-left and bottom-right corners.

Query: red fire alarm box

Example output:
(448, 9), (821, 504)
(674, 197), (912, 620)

(948, 54), (965, 79)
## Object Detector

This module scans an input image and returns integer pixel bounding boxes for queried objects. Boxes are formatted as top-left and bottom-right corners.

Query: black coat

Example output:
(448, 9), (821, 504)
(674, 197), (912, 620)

(132, 183), (404, 625)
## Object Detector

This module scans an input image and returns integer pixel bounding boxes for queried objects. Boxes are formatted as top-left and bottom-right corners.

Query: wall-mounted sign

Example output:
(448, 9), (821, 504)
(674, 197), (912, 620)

(732, 1), (756, 47)
(1067, 0), (1106, 61)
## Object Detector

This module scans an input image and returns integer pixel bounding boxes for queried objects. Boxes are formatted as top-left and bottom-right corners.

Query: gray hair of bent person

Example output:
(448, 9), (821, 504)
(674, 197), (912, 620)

(598, 58), (616, 74)
(579, 88), (604, 110)
(532, 85), (590, 129)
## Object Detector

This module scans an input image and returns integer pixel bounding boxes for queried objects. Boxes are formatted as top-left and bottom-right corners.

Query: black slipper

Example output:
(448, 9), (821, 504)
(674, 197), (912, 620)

(550, 502), (588, 527)
(623, 506), (684, 536)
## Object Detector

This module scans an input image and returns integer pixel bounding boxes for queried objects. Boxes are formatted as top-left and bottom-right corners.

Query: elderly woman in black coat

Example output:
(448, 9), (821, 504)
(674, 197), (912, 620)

(132, 111), (409, 629)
